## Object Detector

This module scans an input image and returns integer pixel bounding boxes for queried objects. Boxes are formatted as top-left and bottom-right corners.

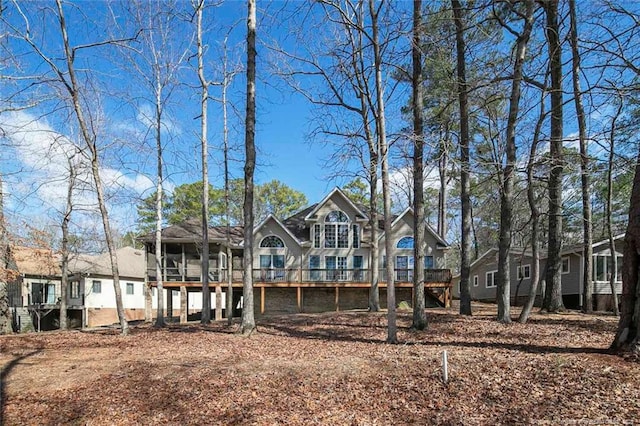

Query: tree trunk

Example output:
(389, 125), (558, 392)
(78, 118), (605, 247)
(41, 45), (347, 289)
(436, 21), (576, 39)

(0, 170), (12, 334)
(59, 154), (77, 330)
(56, 0), (129, 334)
(606, 98), (623, 316)
(196, 0), (211, 324)
(496, 0), (534, 324)
(610, 146), (640, 355)
(368, 0), (396, 343)
(221, 37), (234, 327)
(240, 0), (257, 336)
(411, 0), (427, 331)
(452, 0), (472, 316)
(154, 63), (166, 328)
(568, 0), (593, 314)
(368, 162), (380, 312)
(542, 0), (565, 313)
(519, 91), (547, 323)
(437, 127), (449, 238)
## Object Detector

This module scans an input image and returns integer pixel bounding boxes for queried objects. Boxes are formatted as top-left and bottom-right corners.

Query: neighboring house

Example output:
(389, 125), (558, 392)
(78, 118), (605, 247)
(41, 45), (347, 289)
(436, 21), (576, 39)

(452, 235), (624, 311)
(69, 246), (153, 327)
(7, 246), (69, 331)
(142, 187), (452, 320)
(7, 245), (153, 330)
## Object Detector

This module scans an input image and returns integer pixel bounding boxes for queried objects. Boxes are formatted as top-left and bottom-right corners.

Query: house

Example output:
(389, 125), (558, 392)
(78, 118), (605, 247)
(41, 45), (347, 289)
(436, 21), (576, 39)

(7, 245), (155, 331)
(451, 235), (624, 311)
(141, 187), (453, 320)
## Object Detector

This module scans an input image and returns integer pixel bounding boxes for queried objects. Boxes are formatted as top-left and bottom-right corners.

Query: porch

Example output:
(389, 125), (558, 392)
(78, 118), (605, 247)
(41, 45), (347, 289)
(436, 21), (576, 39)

(149, 267), (453, 322)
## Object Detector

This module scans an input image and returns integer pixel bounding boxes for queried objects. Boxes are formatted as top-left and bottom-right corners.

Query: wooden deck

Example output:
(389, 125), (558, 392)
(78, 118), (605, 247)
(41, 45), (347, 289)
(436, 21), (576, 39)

(149, 268), (453, 318)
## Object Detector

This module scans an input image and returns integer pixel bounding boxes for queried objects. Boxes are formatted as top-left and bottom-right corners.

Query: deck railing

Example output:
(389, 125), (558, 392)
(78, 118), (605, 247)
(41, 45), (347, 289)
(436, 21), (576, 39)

(150, 267), (452, 284)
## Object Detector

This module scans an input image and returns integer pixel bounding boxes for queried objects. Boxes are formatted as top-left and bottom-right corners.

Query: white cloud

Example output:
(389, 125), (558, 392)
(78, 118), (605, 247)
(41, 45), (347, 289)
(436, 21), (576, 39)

(0, 110), (154, 221)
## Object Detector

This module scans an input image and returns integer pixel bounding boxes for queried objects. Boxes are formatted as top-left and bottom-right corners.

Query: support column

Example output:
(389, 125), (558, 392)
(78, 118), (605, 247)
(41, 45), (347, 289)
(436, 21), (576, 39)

(335, 287), (340, 312)
(167, 289), (173, 321)
(297, 286), (302, 312)
(180, 286), (187, 324)
(215, 285), (222, 320)
(260, 286), (265, 314)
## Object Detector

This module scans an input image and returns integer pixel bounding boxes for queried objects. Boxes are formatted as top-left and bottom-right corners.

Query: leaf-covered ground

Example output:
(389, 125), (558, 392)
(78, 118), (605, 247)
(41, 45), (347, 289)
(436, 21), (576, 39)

(1, 303), (639, 425)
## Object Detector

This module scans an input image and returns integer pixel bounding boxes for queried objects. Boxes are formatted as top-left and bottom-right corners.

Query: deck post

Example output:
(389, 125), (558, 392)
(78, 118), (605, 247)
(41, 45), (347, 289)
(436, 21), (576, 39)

(445, 287), (451, 308)
(215, 285), (222, 320)
(297, 286), (302, 312)
(167, 289), (173, 321)
(335, 287), (339, 312)
(260, 286), (265, 314)
(180, 286), (187, 324)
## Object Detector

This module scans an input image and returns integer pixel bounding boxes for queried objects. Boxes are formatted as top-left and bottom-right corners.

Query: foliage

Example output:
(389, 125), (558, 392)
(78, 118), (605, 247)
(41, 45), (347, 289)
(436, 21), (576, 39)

(135, 179), (307, 231)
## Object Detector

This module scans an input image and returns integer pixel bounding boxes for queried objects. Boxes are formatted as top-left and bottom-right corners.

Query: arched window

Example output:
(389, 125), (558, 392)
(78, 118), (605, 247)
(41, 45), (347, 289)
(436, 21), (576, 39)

(260, 235), (285, 248)
(324, 210), (349, 248)
(397, 236), (414, 249)
(325, 210), (349, 223)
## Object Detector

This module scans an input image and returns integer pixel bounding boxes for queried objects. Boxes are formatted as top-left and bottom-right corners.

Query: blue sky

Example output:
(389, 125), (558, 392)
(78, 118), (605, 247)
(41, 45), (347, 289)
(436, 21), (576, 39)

(1, 0), (638, 246)
(1, 0), (374, 238)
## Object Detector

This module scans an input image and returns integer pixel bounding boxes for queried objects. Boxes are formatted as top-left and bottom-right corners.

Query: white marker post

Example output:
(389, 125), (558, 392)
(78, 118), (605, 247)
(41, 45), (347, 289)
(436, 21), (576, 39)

(442, 350), (449, 384)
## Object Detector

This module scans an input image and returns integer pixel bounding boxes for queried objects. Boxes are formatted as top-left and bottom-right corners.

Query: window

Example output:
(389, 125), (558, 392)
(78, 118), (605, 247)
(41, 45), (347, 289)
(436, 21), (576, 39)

(325, 256), (347, 280)
(46, 283), (56, 304)
(595, 256), (605, 281)
(486, 271), (497, 288)
(126, 282), (135, 295)
(352, 224), (360, 248)
(92, 280), (102, 294)
(517, 265), (531, 280)
(260, 235), (285, 248)
(397, 236), (414, 249)
(396, 255), (412, 282)
(260, 255), (285, 281)
(561, 257), (570, 274)
(313, 224), (321, 248)
(473, 275), (479, 287)
(338, 224), (349, 248)
(325, 211), (349, 248)
(424, 256), (434, 269)
(309, 255), (321, 280)
(71, 282), (80, 299)
(353, 255), (364, 281)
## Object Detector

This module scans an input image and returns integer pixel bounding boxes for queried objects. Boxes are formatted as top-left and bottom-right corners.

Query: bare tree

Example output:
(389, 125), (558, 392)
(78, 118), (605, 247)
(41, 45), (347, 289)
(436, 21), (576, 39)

(411, 0), (427, 331)
(59, 150), (79, 330)
(568, 0), (593, 314)
(519, 88), (548, 323)
(240, 0), (257, 336)
(0, 169), (12, 334)
(272, 0), (383, 312)
(451, 0), (472, 316)
(495, 0), (535, 324)
(542, 0), (564, 313)
(194, 0), (211, 324)
(606, 95), (623, 316)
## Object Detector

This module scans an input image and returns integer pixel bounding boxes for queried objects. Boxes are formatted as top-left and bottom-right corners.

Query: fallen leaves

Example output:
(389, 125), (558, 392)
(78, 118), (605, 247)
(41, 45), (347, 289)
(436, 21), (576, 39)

(1, 304), (639, 425)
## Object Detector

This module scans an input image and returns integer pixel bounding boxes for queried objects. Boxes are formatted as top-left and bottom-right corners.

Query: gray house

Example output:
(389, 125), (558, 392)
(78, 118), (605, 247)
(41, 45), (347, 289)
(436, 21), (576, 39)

(142, 187), (453, 320)
(452, 235), (624, 311)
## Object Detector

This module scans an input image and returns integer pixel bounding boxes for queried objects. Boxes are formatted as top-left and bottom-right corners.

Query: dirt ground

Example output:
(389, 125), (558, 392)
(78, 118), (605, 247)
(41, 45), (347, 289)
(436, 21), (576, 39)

(1, 303), (639, 425)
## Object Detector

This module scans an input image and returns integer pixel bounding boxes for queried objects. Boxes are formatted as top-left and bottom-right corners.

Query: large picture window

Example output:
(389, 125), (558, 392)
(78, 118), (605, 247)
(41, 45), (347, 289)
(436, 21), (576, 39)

(324, 210), (349, 248)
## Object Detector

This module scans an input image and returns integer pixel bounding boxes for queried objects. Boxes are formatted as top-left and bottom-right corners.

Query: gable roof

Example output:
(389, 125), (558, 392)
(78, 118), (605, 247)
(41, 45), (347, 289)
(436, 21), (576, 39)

(253, 214), (302, 246)
(11, 246), (61, 277)
(385, 207), (450, 248)
(69, 246), (146, 279)
(282, 204), (316, 242)
(139, 218), (244, 246)
(303, 187), (368, 222)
